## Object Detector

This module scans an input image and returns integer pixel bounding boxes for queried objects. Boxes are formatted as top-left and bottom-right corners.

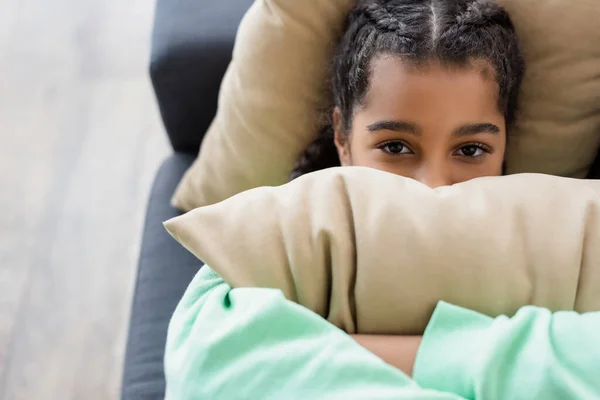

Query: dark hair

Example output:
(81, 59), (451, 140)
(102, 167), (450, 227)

(290, 0), (524, 180)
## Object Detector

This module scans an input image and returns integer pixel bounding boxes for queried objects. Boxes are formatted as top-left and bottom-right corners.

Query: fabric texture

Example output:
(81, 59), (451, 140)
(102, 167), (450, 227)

(165, 266), (463, 400)
(414, 302), (600, 400)
(165, 168), (600, 335)
(121, 154), (204, 400)
(172, 0), (600, 212)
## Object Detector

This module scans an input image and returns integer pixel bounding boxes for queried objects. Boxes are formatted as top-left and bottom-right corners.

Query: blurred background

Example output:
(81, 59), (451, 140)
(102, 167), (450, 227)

(0, 0), (170, 398)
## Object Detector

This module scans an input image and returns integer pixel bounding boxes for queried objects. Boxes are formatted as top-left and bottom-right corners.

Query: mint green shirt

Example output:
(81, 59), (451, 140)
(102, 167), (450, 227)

(165, 267), (600, 399)
(415, 301), (600, 399)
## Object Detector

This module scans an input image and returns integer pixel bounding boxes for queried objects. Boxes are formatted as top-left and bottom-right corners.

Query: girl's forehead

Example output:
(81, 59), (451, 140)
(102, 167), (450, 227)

(362, 56), (501, 116)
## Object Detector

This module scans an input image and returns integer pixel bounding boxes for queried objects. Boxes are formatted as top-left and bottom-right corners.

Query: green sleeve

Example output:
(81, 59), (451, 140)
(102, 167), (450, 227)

(414, 301), (600, 400)
(165, 267), (464, 400)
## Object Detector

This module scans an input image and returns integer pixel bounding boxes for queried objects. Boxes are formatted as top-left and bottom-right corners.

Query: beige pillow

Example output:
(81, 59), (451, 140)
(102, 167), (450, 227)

(171, 0), (354, 211)
(499, 0), (600, 177)
(165, 168), (600, 334)
(172, 0), (600, 212)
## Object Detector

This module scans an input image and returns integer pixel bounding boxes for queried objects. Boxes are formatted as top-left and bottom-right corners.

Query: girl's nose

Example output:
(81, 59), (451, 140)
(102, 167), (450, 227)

(414, 163), (452, 188)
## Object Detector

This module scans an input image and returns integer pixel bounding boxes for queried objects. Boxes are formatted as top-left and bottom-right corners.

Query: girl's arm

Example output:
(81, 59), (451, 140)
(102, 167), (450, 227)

(412, 302), (600, 400)
(166, 267), (464, 400)
(351, 335), (422, 377)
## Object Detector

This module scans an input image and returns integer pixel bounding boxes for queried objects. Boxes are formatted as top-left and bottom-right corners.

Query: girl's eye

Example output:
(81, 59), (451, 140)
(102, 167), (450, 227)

(378, 141), (413, 155)
(455, 144), (490, 158)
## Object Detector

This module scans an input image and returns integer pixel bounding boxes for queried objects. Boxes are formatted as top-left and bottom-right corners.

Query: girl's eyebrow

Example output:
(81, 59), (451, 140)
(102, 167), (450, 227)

(453, 123), (500, 137)
(367, 121), (500, 137)
(367, 120), (422, 135)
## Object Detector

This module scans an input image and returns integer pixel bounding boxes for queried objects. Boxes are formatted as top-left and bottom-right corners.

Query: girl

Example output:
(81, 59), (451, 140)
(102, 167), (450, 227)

(166, 1), (599, 398)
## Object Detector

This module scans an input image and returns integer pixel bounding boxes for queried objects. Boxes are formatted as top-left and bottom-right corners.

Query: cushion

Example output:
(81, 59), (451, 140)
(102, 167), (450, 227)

(165, 168), (600, 334)
(172, 0), (600, 212)
(498, 0), (600, 177)
(171, 0), (354, 211)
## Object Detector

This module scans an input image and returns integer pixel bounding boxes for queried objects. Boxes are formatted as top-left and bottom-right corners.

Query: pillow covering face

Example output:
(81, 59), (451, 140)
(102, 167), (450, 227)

(165, 168), (600, 334)
(172, 0), (600, 212)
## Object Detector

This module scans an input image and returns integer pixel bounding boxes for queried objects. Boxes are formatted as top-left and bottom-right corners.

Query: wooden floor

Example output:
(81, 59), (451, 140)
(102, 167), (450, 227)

(0, 0), (170, 398)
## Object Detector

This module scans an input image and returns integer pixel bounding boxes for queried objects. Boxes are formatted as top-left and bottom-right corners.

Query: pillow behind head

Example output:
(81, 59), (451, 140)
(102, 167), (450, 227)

(166, 168), (600, 334)
(172, 0), (600, 212)
(171, 0), (355, 211)
(498, 0), (600, 177)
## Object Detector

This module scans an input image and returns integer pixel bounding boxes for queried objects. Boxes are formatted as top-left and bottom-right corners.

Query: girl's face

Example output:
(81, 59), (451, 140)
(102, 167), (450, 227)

(334, 56), (506, 188)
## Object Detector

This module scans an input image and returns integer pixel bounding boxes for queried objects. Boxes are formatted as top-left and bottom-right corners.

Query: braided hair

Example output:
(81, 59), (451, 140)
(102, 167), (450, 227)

(290, 0), (524, 180)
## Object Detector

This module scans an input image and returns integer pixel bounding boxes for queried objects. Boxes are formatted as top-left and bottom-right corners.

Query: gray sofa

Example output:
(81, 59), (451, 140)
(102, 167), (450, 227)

(120, 1), (252, 399)
(120, 0), (600, 398)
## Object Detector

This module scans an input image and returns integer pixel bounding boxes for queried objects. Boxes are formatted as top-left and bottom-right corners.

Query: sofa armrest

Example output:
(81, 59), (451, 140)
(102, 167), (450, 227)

(151, 0), (253, 154)
(121, 153), (204, 400)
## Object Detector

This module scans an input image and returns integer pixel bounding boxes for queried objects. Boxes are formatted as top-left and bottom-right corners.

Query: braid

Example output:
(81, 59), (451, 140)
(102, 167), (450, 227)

(290, 124), (340, 180)
(456, 0), (507, 27)
(440, 0), (523, 125)
(363, 3), (405, 32)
